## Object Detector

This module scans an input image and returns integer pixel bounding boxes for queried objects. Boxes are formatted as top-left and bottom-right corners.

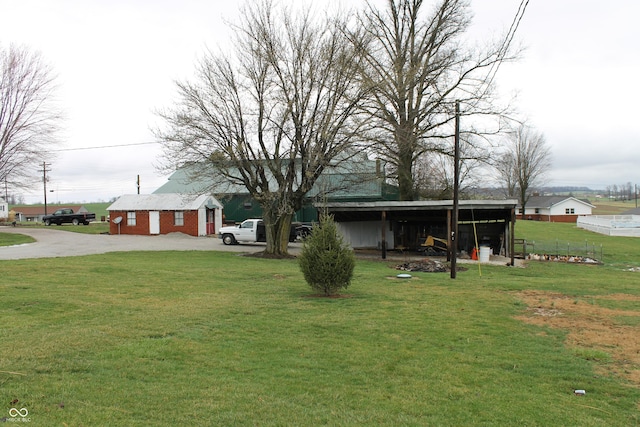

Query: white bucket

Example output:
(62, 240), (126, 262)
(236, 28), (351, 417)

(479, 246), (491, 263)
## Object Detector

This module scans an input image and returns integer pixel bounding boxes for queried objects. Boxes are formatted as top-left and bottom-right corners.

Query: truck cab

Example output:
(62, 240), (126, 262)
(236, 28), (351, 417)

(218, 219), (266, 245)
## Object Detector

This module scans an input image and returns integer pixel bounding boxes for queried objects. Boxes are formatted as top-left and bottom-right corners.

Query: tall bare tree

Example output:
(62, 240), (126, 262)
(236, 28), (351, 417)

(155, 2), (367, 256)
(352, 0), (522, 200)
(0, 44), (61, 193)
(414, 136), (487, 199)
(494, 122), (552, 213)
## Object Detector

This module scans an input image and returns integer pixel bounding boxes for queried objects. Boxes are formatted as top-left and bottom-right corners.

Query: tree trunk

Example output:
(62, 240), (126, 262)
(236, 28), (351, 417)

(397, 135), (417, 201)
(397, 154), (415, 201)
(263, 206), (293, 256)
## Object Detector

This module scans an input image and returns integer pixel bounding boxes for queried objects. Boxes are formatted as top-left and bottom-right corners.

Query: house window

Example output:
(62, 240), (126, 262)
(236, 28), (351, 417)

(127, 211), (136, 226)
(518, 208), (524, 214)
(174, 211), (184, 226)
(565, 208), (575, 214)
(535, 208), (540, 214)
(243, 201), (252, 210)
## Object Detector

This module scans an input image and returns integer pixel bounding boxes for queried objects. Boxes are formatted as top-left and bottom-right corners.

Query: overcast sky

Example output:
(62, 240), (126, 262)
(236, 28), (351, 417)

(2, 0), (639, 204)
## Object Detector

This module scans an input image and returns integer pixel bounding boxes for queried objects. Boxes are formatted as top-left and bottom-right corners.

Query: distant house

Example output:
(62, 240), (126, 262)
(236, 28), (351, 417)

(0, 198), (8, 221)
(10, 205), (91, 223)
(107, 193), (222, 237)
(518, 196), (595, 223)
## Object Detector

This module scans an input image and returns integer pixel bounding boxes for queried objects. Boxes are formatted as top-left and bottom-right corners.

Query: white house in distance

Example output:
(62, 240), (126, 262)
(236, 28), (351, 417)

(0, 197), (8, 221)
(518, 195), (595, 223)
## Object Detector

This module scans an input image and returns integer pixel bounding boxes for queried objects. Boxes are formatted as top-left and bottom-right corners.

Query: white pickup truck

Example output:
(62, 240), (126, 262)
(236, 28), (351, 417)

(218, 218), (300, 245)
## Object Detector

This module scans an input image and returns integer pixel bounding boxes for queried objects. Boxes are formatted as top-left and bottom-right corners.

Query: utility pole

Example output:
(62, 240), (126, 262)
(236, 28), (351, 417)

(137, 175), (140, 194)
(39, 162), (51, 216)
(450, 101), (460, 279)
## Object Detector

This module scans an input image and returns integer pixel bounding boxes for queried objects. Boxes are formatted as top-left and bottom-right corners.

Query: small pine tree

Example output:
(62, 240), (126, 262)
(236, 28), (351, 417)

(299, 214), (355, 296)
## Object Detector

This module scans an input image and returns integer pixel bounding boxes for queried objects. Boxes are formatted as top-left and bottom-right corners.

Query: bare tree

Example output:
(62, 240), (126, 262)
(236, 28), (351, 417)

(155, 2), (367, 256)
(0, 44), (60, 194)
(352, 0), (522, 200)
(494, 122), (552, 213)
(414, 135), (487, 199)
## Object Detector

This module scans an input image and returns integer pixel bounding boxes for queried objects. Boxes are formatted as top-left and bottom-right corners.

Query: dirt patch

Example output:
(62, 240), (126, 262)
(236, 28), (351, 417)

(514, 290), (640, 386)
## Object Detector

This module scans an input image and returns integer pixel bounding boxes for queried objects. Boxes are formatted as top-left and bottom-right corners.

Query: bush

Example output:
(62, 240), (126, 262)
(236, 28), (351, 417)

(298, 214), (355, 296)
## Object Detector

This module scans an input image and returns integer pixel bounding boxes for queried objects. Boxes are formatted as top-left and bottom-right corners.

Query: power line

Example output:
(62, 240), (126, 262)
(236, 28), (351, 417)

(483, 0), (531, 95)
(50, 141), (160, 152)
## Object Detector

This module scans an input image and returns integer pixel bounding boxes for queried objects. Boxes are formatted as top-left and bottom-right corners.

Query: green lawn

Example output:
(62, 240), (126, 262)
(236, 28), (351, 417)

(0, 232), (35, 247)
(4, 221), (110, 235)
(1, 223), (639, 425)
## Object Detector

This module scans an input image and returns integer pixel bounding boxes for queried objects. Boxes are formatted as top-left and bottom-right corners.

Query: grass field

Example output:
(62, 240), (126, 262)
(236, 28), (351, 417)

(591, 199), (639, 215)
(0, 232), (35, 247)
(1, 221), (639, 425)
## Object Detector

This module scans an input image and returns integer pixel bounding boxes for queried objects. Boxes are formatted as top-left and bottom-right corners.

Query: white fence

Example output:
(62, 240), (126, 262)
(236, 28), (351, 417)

(577, 215), (640, 237)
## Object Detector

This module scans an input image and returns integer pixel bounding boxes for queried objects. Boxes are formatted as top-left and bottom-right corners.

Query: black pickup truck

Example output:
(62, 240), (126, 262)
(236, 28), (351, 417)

(42, 208), (96, 226)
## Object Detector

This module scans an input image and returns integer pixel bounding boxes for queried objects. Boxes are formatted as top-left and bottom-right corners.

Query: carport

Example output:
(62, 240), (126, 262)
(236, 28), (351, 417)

(318, 200), (518, 265)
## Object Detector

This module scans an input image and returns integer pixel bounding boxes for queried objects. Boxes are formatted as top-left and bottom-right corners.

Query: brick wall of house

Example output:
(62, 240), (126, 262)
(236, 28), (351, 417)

(158, 210), (199, 236)
(109, 210), (149, 235)
(516, 214), (579, 223)
(109, 210), (200, 236)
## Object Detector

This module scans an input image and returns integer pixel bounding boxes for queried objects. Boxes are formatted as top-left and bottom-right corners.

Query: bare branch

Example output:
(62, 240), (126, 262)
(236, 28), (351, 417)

(0, 44), (62, 192)
(155, 1), (367, 255)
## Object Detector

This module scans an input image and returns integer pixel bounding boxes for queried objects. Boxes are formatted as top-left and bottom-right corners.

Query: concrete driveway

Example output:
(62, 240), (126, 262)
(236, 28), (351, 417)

(0, 226), (301, 260)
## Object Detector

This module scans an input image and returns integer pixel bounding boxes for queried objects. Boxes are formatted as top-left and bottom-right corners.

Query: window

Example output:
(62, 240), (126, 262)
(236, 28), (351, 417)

(174, 211), (184, 226)
(535, 208), (540, 214)
(243, 201), (252, 210)
(127, 211), (136, 226)
(565, 208), (575, 214)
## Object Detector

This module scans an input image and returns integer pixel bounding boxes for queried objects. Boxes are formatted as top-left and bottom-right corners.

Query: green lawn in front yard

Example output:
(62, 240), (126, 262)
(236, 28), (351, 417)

(2, 228), (639, 426)
(5, 221), (111, 235)
(0, 232), (35, 247)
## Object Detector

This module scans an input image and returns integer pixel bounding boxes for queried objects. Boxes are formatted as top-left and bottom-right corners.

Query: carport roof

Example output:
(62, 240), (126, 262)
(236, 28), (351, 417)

(318, 199), (518, 222)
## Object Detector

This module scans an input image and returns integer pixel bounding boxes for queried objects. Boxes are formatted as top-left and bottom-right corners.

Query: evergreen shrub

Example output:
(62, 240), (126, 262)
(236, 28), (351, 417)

(298, 214), (355, 296)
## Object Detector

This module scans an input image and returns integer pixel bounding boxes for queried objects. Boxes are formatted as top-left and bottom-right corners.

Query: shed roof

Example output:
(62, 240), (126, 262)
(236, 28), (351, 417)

(107, 194), (221, 211)
(154, 154), (390, 200)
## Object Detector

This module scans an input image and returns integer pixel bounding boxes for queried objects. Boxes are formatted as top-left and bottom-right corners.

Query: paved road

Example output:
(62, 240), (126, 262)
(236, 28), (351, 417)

(0, 226), (302, 260)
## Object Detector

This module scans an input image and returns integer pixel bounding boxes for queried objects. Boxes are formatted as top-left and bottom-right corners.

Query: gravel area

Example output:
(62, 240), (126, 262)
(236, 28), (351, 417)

(0, 226), (302, 260)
